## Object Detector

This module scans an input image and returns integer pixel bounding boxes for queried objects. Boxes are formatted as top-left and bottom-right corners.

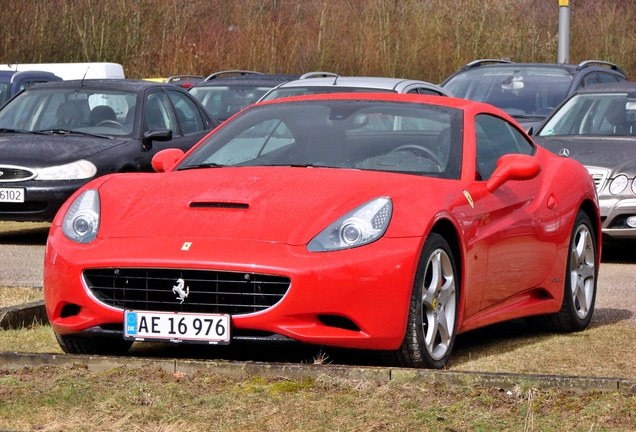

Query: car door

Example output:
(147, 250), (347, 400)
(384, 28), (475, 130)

(145, 90), (211, 152)
(472, 114), (558, 311)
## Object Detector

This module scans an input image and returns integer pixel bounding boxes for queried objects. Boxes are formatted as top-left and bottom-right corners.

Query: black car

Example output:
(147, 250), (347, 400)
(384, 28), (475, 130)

(533, 82), (636, 241)
(188, 70), (300, 121)
(0, 79), (219, 222)
(441, 59), (628, 132)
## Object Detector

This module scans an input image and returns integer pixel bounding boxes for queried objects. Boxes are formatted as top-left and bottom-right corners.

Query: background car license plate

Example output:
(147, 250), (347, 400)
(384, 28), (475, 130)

(124, 310), (230, 344)
(0, 188), (25, 203)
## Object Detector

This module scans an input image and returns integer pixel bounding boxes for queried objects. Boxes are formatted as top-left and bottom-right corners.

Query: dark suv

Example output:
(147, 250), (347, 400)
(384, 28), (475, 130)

(188, 70), (300, 121)
(441, 59), (628, 132)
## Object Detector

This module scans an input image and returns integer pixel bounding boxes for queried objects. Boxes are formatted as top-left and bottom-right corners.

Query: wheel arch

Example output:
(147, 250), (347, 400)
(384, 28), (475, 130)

(578, 198), (602, 256)
(429, 218), (463, 291)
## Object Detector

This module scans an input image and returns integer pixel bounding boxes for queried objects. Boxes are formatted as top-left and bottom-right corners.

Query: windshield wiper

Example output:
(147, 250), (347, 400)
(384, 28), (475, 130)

(179, 162), (227, 170)
(36, 129), (113, 139)
(0, 127), (49, 135)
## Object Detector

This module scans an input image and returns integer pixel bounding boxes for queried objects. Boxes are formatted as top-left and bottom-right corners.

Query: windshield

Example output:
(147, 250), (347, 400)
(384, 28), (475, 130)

(538, 93), (635, 136)
(189, 85), (274, 121)
(443, 66), (572, 117)
(0, 87), (138, 136)
(179, 100), (463, 179)
(261, 86), (394, 101)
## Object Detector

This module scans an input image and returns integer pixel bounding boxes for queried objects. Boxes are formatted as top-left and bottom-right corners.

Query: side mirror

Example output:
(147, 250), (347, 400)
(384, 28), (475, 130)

(151, 148), (184, 172)
(142, 128), (173, 151)
(486, 154), (541, 192)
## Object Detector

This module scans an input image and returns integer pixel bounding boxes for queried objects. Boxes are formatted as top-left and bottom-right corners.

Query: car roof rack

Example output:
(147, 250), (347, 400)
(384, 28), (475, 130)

(577, 60), (626, 75)
(299, 72), (340, 79)
(204, 70), (264, 81)
(166, 75), (204, 83)
(460, 59), (515, 71)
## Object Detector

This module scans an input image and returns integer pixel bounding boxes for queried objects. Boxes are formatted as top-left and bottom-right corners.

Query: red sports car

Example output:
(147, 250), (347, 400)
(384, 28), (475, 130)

(43, 93), (600, 369)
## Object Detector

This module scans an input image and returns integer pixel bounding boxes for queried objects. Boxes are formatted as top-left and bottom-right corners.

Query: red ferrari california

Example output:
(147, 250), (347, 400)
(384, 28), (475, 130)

(43, 93), (600, 369)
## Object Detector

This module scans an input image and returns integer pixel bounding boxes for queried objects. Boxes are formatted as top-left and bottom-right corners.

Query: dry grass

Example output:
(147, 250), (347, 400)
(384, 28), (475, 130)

(0, 287), (43, 308)
(0, 364), (633, 431)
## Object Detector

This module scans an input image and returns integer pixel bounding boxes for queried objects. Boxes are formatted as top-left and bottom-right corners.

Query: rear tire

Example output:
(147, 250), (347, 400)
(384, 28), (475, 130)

(55, 333), (133, 356)
(531, 210), (597, 332)
(387, 233), (459, 369)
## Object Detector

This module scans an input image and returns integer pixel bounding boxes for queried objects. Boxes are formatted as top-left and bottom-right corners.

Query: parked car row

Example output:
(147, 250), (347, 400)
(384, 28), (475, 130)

(1, 60), (631, 369)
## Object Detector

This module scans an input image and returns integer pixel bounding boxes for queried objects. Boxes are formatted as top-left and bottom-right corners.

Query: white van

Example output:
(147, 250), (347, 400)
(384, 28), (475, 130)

(0, 62), (125, 80)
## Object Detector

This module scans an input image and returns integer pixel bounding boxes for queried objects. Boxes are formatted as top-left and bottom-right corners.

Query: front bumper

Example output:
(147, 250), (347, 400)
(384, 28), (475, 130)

(43, 225), (423, 351)
(599, 197), (636, 240)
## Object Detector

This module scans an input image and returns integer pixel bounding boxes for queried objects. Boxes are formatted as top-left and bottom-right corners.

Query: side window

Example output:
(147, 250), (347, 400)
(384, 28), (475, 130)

(167, 90), (205, 136)
(417, 88), (444, 96)
(474, 114), (533, 180)
(598, 73), (618, 84)
(144, 91), (177, 134)
(583, 74), (600, 87)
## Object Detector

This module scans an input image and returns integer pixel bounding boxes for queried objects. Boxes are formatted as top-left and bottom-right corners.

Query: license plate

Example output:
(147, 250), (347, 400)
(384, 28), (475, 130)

(124, 310), (230, 344)
(0, 188), (25, 203)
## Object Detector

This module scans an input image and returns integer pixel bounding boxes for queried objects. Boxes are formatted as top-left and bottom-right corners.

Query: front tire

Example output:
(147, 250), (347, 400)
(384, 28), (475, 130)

(388, 233), (459, 369)
(532, 210), (597, 332)
(55, 333), (133, 356)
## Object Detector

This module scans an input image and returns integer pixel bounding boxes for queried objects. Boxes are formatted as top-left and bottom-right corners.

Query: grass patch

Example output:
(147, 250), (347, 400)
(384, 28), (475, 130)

(0, 286), (43, 308)
(0, 366), (633, 431)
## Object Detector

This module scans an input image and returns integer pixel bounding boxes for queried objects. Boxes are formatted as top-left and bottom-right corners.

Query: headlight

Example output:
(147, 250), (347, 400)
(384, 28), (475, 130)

(307, 197), (392, 252)
(609, 175), (628, 195)
(62, 189), (100, 243)
(36, 160), (97, 180)
(632, 178), (636, 195)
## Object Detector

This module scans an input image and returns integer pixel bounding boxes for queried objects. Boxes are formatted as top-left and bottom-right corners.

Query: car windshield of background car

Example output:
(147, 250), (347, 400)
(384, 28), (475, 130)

(444, 67), (572, 117)
(189, 85), (274, 121)
(538, 93), (633, 137)
(261, 86), (394, 101)
(0, 88), (137, 136)
(179, 100), (463, 179)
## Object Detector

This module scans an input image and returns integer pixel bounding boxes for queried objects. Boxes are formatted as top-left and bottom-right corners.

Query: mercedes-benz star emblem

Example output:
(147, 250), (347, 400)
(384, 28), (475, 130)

(558, 148), (570, 157)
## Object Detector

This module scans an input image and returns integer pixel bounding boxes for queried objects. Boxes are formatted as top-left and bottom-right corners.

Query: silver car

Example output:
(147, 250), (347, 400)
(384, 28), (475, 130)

(259, 72), (452, 101)
(534, 82), (636, 241)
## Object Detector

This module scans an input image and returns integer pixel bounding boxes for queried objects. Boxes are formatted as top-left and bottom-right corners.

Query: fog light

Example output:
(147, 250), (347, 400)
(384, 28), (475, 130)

(627, 216), (636, 228)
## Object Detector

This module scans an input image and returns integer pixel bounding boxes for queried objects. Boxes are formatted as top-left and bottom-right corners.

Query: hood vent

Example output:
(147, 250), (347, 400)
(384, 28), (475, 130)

(189, 201), (249, 209)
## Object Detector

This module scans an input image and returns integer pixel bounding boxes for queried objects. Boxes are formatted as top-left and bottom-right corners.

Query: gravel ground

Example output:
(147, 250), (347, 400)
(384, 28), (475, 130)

(0, 224), (634, 328)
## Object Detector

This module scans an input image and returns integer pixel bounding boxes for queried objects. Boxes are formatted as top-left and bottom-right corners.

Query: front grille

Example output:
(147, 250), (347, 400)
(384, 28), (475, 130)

(0, 165), (36, 182)
(586, 167), (609, 194)
(83, 268), (290, 315)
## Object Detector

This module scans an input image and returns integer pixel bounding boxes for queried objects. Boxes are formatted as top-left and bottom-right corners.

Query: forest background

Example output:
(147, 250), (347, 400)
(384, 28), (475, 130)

(1, 0), (634, 83)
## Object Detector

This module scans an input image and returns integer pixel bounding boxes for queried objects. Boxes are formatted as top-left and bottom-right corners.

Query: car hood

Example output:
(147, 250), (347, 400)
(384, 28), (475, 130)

(96, 167), (451, 245)
(534, 136), (636, 171)
(0, 133), (133, 167)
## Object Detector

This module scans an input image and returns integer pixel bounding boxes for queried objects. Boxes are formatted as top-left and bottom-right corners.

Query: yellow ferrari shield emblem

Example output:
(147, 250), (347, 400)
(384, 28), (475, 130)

(463, 190), (474, 208)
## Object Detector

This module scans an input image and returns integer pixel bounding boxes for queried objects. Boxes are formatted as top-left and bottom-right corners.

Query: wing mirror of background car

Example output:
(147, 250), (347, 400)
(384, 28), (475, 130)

(486, 154), (541, 192)
(151, 148), (185, 172)
(142, 129), (173, 151)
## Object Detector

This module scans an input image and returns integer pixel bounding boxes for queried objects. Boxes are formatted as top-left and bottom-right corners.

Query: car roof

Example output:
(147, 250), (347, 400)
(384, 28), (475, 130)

(442, 59), (627, 83)
(256, 91), (480, 110)
(273, 75), (448, 92)
(21, 79), (185, 92)
(192, 71), (300, 88)
(572, 81), (636, 95)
